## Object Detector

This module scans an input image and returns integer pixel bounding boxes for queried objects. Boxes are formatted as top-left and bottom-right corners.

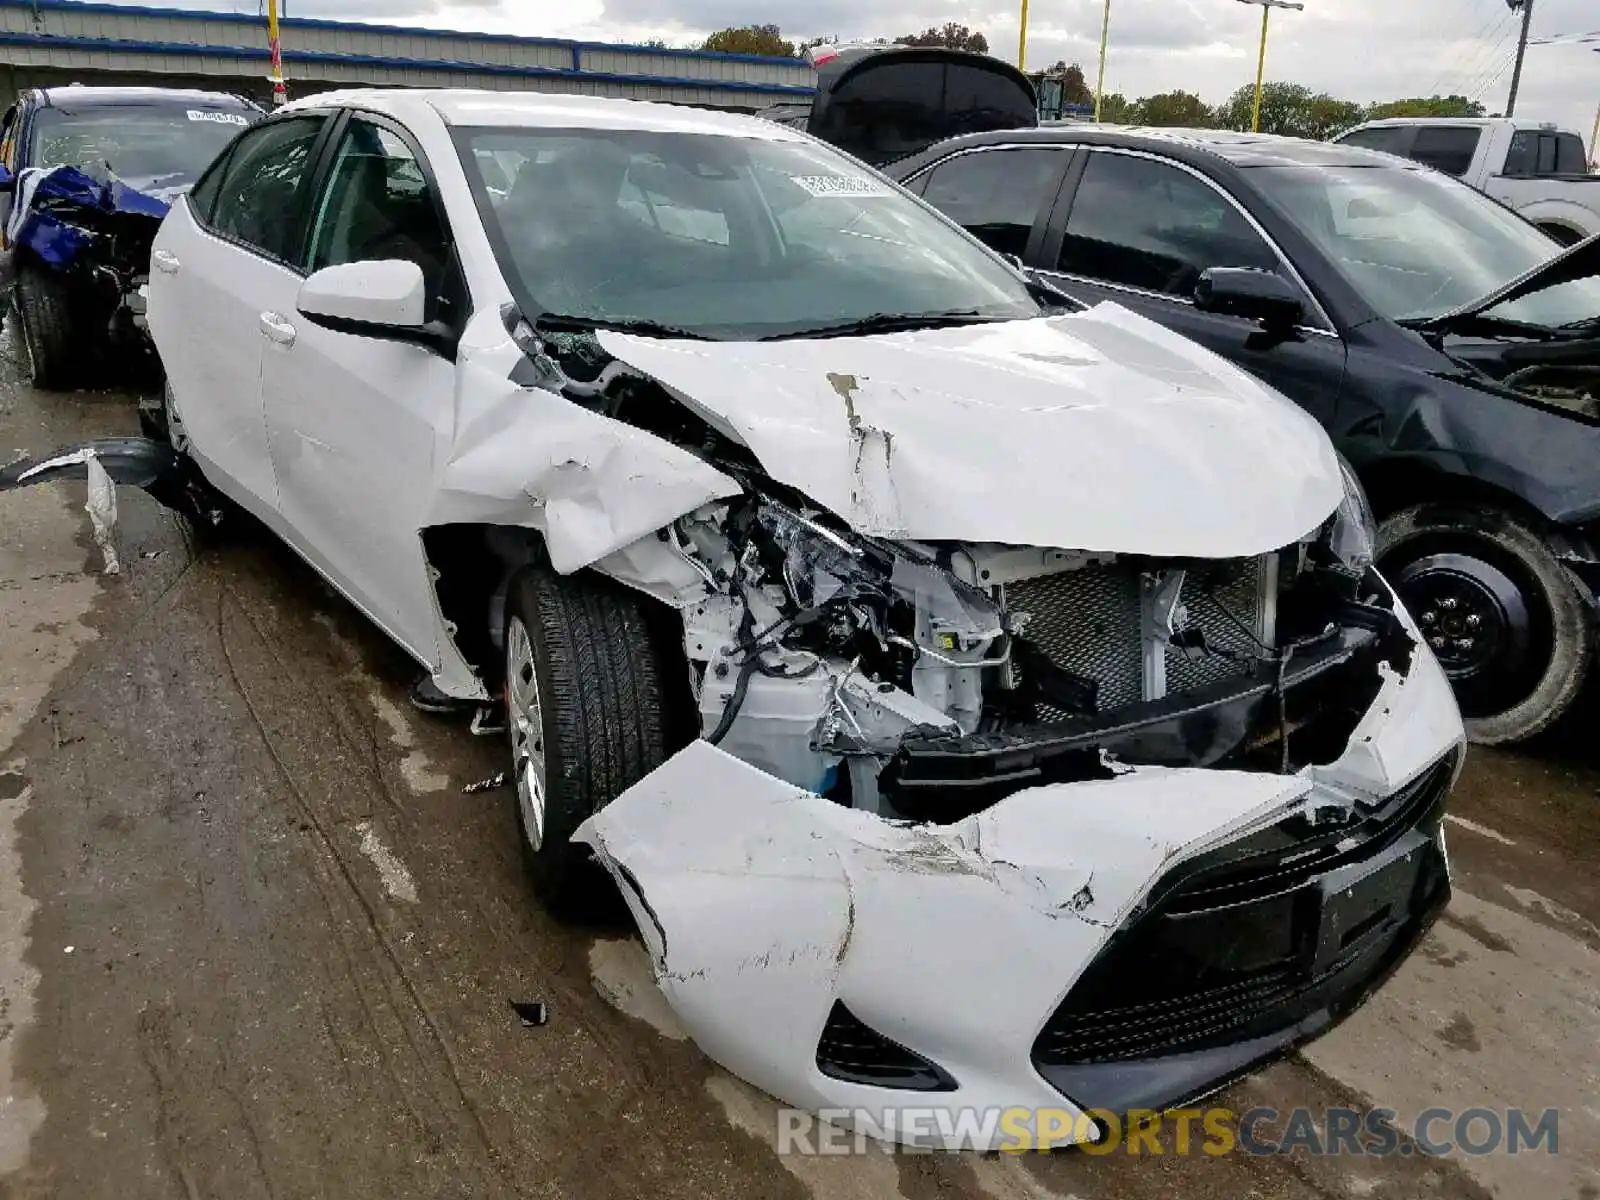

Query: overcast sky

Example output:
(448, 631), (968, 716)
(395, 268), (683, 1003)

(117, 0), (1600, 140)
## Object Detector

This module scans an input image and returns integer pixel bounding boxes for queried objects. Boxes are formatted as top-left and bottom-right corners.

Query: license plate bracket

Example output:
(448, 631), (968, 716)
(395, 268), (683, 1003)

(1308, 829), (1430, 976)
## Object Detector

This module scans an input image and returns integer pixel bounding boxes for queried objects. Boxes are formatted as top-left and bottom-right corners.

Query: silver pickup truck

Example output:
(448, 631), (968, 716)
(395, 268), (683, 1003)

(1332, 117), (1598, 245)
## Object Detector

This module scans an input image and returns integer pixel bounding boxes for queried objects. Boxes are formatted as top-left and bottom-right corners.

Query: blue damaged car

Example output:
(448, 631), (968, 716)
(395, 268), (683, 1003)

(0, 86), (263, 388)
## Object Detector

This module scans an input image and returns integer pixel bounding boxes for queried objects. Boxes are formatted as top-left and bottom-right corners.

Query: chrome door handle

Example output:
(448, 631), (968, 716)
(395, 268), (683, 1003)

(259, 312), (297, 346)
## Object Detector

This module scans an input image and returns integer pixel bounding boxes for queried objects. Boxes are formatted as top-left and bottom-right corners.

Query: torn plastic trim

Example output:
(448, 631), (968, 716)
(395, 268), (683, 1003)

(1, 436), (224, 528)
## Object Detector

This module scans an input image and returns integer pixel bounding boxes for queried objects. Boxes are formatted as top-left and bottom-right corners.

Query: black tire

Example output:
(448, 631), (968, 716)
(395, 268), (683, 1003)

(503, 563), (674, 912)
(1378, 504), (1592, 745)
(14, 267), (78, 390)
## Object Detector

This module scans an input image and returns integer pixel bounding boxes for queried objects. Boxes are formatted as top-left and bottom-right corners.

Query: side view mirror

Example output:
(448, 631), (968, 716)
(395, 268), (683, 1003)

(1193, 266), (1306, 331)
(0, 165), (15, 194)
(297, 259), (458, 356)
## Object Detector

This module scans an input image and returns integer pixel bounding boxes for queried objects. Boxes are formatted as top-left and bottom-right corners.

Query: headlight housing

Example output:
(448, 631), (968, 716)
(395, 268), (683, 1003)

(1326, 454), (1377, 577)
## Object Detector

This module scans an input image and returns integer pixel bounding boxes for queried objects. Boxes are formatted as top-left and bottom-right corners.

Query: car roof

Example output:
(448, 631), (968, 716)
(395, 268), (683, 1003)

(895, 124), (1413, 170)
(280, 87), (805, 141)
(37, 85), (259, 112)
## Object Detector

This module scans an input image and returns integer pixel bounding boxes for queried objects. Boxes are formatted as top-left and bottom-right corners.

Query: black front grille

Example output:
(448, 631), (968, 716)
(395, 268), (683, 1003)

(1033, 755), (1456, 1072)
(816, 1002), (957, 1092)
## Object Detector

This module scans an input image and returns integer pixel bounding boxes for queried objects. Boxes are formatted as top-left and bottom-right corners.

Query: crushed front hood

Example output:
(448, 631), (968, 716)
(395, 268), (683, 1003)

(599, 304), (1342, 559)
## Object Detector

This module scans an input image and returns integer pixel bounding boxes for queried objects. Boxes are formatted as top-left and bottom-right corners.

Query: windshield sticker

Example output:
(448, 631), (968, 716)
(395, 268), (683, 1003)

(188, 110), (250, 126)
(790, 174), (893, 198)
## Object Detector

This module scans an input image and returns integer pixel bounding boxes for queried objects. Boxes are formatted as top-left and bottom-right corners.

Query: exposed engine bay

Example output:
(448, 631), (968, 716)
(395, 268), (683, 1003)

(500, 312), (1414, 823)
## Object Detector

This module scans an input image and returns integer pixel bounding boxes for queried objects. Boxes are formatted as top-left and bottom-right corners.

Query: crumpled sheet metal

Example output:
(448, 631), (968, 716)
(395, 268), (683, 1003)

(6, 164), (170, 270)
(574, 741), (1312, 1149)
(424, 352), (742, 577)
(597, 305), (1343, 560)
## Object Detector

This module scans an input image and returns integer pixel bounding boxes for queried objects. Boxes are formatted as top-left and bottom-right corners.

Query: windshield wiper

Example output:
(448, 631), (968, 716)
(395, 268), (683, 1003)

(533, 312), (713, 341)
(757, 310), (1006, 341)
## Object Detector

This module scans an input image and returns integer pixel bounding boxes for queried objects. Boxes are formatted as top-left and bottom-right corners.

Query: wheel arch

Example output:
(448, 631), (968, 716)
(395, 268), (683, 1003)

(1358, 455), (1554, 533)
(420, 523), (692, 710)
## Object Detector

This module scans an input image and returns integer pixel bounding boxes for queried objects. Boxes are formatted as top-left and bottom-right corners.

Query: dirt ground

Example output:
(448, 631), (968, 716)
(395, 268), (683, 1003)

(0, 355), (1596, 1200)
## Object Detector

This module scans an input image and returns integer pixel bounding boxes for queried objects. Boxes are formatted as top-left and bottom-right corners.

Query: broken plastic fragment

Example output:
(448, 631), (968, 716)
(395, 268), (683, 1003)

(462, 771), (509, 795)
(84, 452), (120, 576)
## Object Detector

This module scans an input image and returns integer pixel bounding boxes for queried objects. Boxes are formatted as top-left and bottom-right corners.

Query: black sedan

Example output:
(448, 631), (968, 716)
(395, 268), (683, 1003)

(884, 126), (1600, 745)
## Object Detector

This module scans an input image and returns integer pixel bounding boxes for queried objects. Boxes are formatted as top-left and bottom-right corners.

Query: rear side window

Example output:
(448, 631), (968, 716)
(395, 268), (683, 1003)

(1338, 126), (1411, 156)
(1504, 129), (1588, 176)
(814, 60), (1035, 166)
(1408, 126), (1481, 177)
(208, 116), (325, 263)
(919, 148), (1064, 258)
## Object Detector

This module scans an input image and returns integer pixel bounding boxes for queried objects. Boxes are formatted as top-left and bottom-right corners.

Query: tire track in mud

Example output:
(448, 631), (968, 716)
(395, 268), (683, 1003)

(213, 579), (517, 1198)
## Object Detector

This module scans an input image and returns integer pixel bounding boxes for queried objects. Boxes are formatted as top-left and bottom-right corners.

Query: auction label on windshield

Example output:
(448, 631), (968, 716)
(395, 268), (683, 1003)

(188, 110), (251, 125)
(791, 174), (892, 198)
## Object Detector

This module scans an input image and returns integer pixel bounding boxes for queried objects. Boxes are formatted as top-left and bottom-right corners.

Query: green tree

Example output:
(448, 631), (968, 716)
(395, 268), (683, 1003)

(1132, 90), (1214, 128)
(895, 23), (989, 54)
(701, 24), (795, 58)
(1095, 92), (1136, 123)
(1058, 63), (1094, 107)
(1366, 94), (1487, 120)
(1217, 82), (1362, 140)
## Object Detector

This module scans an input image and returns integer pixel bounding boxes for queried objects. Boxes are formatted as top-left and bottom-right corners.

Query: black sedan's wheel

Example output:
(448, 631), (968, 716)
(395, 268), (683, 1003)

(14, 267), (78, 390)
(1378, 504), (1592, 744)
(502, 564), (674, 912)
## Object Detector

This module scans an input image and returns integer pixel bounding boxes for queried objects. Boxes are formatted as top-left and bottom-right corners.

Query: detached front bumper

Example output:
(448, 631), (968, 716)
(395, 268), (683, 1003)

(575, 606), (1465, 1151)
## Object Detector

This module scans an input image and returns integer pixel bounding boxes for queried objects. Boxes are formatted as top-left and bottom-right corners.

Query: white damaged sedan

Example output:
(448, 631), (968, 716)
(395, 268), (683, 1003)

(8, 89), (1465, 1149)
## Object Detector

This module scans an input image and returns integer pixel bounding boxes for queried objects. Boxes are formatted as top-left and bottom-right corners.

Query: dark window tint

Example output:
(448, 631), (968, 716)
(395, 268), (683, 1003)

(308, 119), (451, 297)
(815, 60), (1035, 166)
(209, 116), (325, 262)
(1339, 126), (1411, 156)
(1504, 129), (1589, 176)
(1555, 132), (1586, 174)
(186, 146), (232, 225)
(1058, 152), (1278, 297)
(1408, 126), (1480, 176)
(919, 148), (1063, 258)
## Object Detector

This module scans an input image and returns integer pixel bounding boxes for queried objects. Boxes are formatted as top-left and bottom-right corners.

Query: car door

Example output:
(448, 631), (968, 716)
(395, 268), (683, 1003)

(147, 113), (330, 517)
(1037, 148), (1347, 430)
(259, 112), (464, 664)
(904, 144), (1073, 261)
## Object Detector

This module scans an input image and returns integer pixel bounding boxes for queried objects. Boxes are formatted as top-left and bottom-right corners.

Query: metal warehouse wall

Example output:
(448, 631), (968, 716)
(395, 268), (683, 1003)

(0, 0), (816, 109)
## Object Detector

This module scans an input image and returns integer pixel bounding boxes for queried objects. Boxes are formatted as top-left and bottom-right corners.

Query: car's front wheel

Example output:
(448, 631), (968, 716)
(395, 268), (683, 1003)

(503, 563), (675, 912)
(1378, 503), (1592, 744)
(14, 267), (78, 389)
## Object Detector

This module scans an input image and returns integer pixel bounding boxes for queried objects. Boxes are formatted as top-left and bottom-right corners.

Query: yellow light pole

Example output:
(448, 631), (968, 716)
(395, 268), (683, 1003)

(1591, 97), (1600, 169)
(1237, 0), (1304, 132)
(1094, 0), (1112, 121)
(267, 0), (288, 107)
(1017, 0), (1030, 70)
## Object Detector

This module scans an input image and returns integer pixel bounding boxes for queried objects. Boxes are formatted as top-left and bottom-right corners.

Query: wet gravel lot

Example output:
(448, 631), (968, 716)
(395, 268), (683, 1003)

(0, 353), (1596, 1200)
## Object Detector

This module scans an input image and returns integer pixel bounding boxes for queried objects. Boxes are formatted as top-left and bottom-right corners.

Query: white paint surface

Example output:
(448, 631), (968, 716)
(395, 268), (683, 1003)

(354, 820), (419, 904)
(587, 937), (688, 1041)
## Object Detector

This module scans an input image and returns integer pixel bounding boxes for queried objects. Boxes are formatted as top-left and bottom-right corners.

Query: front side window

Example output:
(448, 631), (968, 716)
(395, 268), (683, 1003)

(455, 126), (1043, 341)
(209, 116), (325, 262)
(1407, 126), (1481, 177)
(28, 102), (257, 192)
(1057, 152), (1279, 296)
(918, 147), (1064, 258)
(1250, 161), (1600, 328)
(309, 119), (451, 296)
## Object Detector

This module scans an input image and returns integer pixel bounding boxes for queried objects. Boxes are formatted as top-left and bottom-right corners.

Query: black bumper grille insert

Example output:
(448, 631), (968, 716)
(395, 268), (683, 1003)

(816, 1002), (957, 1092)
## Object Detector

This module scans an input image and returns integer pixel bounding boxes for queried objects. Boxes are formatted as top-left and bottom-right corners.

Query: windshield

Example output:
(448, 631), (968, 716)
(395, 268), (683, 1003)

(454, 126), (1042, 340)
(30, 105), (255, 193)
(1250, 162), (1600, 328)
